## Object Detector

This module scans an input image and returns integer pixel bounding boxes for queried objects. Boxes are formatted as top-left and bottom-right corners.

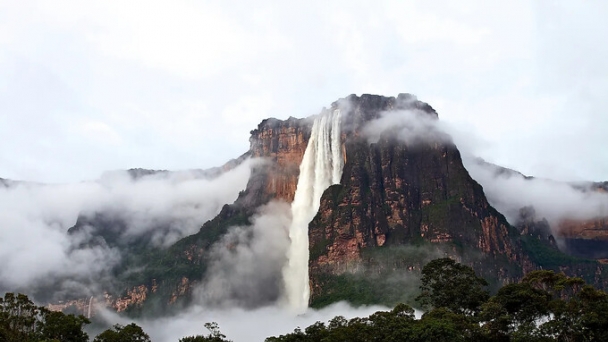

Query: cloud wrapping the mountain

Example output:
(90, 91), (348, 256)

(0, 158), (256, 295)
(96, 301), (394, 342)
(360, 106), (608, 230)
(462, 158), (608, 225)
(197, 201), (291, 308)
(362, 108), (450, 146)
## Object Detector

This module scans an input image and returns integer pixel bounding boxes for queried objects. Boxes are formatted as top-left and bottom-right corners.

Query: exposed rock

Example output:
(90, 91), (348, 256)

(249, 116), (312, 202)
(307, 95), (530, 304)
(559, 218), (608, 240)
(44, 93), (608, 313)
(558, 218), (608, 259)
(47, 297), (96, 317)
(105, 285), (149, 312)
(169, 277), (192, 305)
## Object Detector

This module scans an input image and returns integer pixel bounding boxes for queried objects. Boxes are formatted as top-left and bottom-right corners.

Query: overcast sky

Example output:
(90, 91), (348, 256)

(1, 1), (607, 183)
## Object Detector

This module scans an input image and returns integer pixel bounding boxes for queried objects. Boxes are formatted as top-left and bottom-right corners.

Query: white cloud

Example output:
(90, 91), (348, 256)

(80, 121), (123, 146)
(0, 0), (606, 185)
(360, 105), (608, 230)
(98, 301), (394, 342)
(463, 157), (608, 226)
(198, 201), (291, 308)
(0, 158), (256, 292)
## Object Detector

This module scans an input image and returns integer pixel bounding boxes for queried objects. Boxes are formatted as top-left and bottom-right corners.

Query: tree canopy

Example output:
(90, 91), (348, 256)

(0, 292), (90, 342)
(93, 323), (151, 342)
(4, 258), (608, 341)
(266, 258), (608, 342)
(416, 257), (489, 314)
(178, 322), (232, 342)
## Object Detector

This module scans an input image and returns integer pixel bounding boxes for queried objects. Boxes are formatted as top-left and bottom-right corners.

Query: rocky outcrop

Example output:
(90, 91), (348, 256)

(168, 277), (192, 305)
(307, 95), (533, 305)
(47, 297), (95, 317)
(249, 117), (312, 202)
(558, 218), (608, 259)
(118, 93), (605, 310)
(553, 184), (608, 259)
(105, 285), (149, 313)
(46, 93), (608, 314)
(559, 218), (608, 240)
(245, 93), (436, 203)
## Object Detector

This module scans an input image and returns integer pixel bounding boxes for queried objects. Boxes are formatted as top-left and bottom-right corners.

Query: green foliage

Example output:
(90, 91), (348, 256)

(93, 323), (150, 342)
(422, 195), (461, 230)
(0, 292), (90, 342)
(521, 235), (593, 268)
(309, 234), (331, 261)
(270, 259), (608, 342)
(111, 207), (255, 317)
(40, 310), (90, 342)
(179, 322), (232, 342)
(312, 245), (449, 309)
(416, 257), (489, 314)
(265, 304), (418, 342)
(310, 271), (420, 309)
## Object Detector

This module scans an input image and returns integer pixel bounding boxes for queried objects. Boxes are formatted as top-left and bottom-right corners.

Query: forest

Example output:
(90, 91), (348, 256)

(2, 258), (607, 341)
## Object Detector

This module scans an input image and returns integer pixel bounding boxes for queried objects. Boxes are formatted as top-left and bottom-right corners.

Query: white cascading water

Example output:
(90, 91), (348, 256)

(283, 109), (343, 312)
(87, 296), (93, 318)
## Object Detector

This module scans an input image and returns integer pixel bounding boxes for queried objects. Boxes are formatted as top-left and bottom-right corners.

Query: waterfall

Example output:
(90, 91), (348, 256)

(283, 109), (343, 312)
(87, 296), (93, 318)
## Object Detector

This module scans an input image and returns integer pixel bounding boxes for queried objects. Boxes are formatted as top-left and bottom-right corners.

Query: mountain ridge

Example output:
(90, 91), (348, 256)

(8, 93), (607, 316)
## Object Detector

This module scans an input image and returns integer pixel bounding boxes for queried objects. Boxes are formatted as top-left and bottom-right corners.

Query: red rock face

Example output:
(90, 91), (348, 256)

(169, 277), (193, 305)
(49, 94), (608, 314)
(558, 218), (608, 240)
(249, 117), (312, 203)
(47, 298), (93, 317)
(306, 94), (540, 304)
(100, 284), (154, 313)
(307, 136), (528, 300)
(556, 218), (608, 259)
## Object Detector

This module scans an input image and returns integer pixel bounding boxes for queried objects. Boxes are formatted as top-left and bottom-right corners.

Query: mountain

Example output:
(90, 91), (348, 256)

(469, 158), (608, 260)
(21, 93), (608, 316)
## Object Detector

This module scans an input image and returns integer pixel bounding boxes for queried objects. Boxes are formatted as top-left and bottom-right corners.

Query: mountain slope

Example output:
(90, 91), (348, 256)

(36, 93), (608, 315)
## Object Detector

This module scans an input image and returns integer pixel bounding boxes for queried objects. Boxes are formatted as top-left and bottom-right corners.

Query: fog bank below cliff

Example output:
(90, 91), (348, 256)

(0, 158), (256, 295)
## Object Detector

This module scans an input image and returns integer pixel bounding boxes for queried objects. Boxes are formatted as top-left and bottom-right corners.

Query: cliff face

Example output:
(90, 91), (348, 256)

(249, 117), (312, 202)
(558, 218), (608, 259)
(559, 219), (608, 240)
(306, 95), (537, 306)
(553, 184), (608, 259)
(48, 93), (608, 314)
(467, 159), (608, 261)
(308, 141), (522, 268)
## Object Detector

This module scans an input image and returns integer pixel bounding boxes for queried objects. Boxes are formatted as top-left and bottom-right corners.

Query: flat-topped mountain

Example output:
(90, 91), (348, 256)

(5, 93), (608, 317)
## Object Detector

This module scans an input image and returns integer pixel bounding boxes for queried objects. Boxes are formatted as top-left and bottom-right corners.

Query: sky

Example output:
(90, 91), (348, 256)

(1, 0), (608, 183)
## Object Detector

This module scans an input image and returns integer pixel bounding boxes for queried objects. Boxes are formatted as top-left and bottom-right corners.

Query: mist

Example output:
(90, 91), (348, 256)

(197, 201), (291, 308)
(361, 106), (608, 231)
(0, 158), (257, 296)
(462, 157), (608, 226)
(2, 101), (606, 340)
(96, 301), (394, 342)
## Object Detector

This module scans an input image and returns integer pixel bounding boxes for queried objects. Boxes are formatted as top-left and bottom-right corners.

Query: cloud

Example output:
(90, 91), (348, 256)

(0, 158), (257, 296)
(359, 103), (608, 231)
(96, 301), (394, 342)
(361, 107), (450, 146)
(462, 158), (608, 227)
(2, 1), (608, 184)
(80, 121), (123, 146)
(197, 201), (291, 309)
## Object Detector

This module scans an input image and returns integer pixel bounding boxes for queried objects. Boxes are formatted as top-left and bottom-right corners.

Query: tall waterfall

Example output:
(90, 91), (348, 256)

(283, 109), (343, 312)
(87, 296), (93, 318)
